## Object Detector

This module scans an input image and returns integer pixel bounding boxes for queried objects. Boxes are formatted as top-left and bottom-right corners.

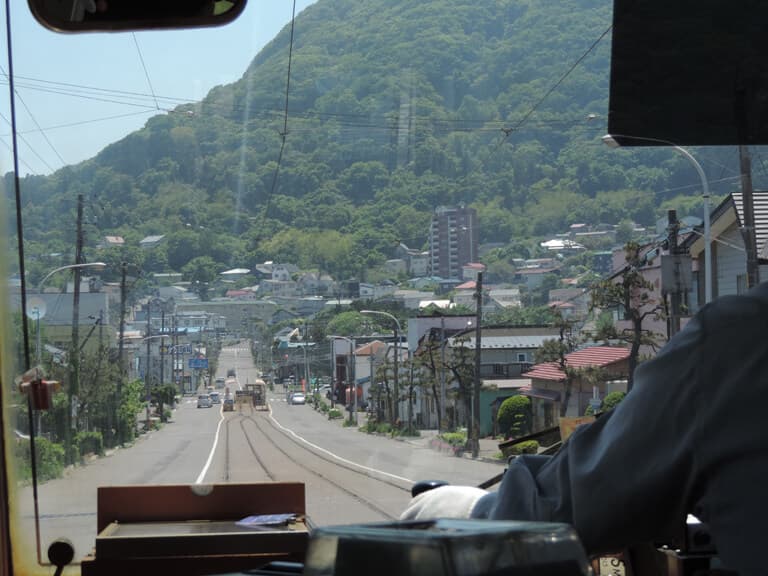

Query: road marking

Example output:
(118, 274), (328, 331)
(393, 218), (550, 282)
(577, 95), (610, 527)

(195, 406), (225, 484)
(268, 407), (414, 485)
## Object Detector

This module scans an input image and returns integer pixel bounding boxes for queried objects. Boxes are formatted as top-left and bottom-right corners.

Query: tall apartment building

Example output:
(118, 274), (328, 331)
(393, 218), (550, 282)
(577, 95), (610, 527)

(428, 205), (479, 279)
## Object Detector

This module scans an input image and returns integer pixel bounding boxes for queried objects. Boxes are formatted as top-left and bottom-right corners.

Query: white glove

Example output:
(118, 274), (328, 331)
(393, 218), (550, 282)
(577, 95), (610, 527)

(400, 485), (488, 521)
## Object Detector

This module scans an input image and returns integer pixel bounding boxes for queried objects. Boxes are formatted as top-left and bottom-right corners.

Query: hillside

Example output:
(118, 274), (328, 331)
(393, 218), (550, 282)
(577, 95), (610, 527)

(9, 0), (738, 286)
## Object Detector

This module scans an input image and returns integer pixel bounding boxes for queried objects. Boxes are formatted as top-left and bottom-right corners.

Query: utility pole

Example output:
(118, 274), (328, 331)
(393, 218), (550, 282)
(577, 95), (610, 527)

(67, 193), (84, 464)
(666, 210), (682, 338)
(145, 300), (152, 428)
(739, 145), (760, 289)
(439, 314), (446, 432)
(471, 272), (482, 458)
(116, 262), (127, 444)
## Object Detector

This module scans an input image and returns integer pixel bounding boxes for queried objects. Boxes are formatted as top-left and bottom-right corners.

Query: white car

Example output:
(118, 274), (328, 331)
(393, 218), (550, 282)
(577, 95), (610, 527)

(197, 394), (212, 408)
(289, 392), (306, 405)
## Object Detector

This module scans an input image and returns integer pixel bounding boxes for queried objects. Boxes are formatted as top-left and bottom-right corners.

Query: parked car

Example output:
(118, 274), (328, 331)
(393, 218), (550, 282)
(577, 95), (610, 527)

(289, 392), (306, 405)
(197, 394), (212, 408)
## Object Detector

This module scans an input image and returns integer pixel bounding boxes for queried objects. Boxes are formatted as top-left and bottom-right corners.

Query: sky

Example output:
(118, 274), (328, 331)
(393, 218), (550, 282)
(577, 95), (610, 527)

(0, 0), (316, 176)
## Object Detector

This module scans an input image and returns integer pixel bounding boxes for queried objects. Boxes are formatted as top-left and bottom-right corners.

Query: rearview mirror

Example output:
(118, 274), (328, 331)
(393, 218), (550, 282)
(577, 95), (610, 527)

(28, 0), (247, 32)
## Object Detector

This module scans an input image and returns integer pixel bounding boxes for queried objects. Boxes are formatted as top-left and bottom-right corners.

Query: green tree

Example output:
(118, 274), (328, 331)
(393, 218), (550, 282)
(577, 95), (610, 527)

(497, 395), (532, 439)
(590, 242), (665, 391)
(182, 256), (219, 300)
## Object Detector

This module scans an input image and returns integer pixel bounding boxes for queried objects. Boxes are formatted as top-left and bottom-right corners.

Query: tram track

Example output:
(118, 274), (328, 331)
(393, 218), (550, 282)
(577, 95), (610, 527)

(226, 403), (406, 521)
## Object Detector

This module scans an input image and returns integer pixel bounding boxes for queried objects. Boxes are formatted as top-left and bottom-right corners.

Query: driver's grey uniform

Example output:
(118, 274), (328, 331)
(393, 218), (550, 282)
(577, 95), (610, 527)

(471, 282), (768, 575)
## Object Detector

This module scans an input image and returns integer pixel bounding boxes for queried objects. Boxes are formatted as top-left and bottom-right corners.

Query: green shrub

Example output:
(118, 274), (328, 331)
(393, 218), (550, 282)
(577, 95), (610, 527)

(14, 437), (65, 483)
(75, 431), (104, 457)
(328, 408), (343, 420)
(375, 423), (392, 435)
(440, 432), (467, 446)
(497, 395), (532, 438)
(507, 440), (539, 455)
(585, 391), (627, 415)
(603, 391), (627, 410)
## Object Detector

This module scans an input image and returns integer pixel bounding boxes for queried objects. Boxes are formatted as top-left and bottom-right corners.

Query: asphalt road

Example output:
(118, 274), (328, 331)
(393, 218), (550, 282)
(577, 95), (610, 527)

(12, 341), (503, 570)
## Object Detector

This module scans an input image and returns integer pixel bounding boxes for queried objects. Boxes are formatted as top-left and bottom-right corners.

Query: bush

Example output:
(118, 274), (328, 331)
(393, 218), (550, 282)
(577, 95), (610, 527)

(603, 391), (627, 410)
(497, 395), (532, 438)
(507, 440), (539, 455)
(328, 408), (343, 420)
(585, 391), (627, 416)
(375, 423), (392, 435)
(75, 431), (104, 457)
(440, 432), (467, 446)
(14, 437), (65, 483)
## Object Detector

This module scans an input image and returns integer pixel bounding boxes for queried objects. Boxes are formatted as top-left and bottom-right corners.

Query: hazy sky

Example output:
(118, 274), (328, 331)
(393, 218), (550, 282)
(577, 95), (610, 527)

(0, 0), (316, 175)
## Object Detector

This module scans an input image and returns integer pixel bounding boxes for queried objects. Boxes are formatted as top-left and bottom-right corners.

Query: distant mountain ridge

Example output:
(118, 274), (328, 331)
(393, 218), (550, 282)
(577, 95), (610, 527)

(10, 0), (737, 285)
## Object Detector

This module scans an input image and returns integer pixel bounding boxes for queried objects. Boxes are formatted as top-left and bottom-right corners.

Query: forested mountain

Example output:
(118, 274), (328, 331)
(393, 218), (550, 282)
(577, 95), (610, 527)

(9, 0), (742, 286)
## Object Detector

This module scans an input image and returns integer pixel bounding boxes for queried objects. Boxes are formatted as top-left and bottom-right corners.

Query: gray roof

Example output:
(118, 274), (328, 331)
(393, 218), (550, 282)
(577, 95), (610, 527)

(449, 334), (555, 350)
(12, 292), (110, 325)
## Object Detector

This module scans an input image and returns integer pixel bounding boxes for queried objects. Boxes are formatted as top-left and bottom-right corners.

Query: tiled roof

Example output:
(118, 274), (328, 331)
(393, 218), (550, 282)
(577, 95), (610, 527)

(523, 346), (630, 382)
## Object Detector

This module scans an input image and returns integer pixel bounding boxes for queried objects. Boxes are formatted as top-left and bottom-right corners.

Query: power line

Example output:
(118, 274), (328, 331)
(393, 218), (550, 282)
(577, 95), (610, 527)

(0, 64), (66, 166)
(131, 33), (160, 110)
(496, 23), (613, 148)
(260, 0), (297, 231)
(0, 110), (55, 172)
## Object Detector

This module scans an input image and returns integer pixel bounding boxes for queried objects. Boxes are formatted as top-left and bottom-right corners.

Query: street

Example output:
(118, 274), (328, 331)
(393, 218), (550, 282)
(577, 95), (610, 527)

(13, 343), (503, 567)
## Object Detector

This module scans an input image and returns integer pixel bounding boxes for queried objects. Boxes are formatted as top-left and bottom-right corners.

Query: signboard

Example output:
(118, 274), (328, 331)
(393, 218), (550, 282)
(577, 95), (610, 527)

(188, 358), (209, 369)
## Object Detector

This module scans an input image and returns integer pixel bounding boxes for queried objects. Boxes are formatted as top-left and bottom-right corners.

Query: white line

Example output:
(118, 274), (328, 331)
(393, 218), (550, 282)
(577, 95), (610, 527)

(268, 409), (415, 485)
(195, 407), (225, 484)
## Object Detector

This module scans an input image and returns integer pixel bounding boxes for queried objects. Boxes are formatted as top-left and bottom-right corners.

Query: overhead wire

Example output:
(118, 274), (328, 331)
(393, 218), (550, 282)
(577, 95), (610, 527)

(0, 110), (55, 172)
(131, 33), (160, 110)
(0, 64), (66, 166)
(495, 23), (613, 149)
(259, 0), (297, 232)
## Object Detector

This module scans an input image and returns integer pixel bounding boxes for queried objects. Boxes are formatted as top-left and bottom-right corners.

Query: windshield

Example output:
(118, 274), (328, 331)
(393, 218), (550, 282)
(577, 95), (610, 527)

(0, 0), (760, 574)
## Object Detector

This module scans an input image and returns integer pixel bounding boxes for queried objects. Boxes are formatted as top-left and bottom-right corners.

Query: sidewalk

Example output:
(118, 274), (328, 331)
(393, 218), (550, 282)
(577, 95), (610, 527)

(350, 410), (505, 465)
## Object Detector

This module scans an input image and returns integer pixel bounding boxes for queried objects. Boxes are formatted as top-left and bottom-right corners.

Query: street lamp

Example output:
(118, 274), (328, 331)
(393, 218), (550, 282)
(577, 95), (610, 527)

(34, 261), (106, 464)
(602, 134), (712, 304)
(361, 310), (402, 426)
(327, 335), (356, 424)
(36, 262), (107, 294)
(121, 334), (172, 429)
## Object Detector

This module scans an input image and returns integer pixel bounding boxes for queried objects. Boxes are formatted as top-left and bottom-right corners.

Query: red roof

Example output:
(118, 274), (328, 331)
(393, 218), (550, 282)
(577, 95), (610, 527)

(523, 346), (630, 382)
(456, 281), (476, 290)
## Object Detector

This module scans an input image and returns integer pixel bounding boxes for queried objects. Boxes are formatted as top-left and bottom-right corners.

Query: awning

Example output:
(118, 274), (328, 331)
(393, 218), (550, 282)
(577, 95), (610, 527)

(519, 386), (561, 402)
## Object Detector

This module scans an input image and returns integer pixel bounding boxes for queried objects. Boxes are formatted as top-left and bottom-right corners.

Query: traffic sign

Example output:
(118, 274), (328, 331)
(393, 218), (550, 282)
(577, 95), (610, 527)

(188, 358), (209, 369)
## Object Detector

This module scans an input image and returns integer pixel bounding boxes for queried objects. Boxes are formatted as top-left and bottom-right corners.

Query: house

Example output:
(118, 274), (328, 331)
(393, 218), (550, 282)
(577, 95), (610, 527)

(139, 235), (165, 249)
(522, 346), (630, 428)
(514, 265), (561, 289)
(220, 268), (251, 282)
(298, 272), (334, 295)
(98, 235), (125, 249)
(488, 288), (521, 310)
(446, 326), (562, 380)
(272, 264), (299, 282)
(461, 262), (485, 281)
(684, 191), (768, 306)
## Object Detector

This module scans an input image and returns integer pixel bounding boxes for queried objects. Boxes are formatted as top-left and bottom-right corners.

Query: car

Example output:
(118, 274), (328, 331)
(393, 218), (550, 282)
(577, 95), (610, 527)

(210, 391), (221, 404)
(222, 398), (234, 412)
(215, 377), (226, 388)
(197, 394), (212, 409)
(226, 368), (236, 378)
(288, 392), (306, 405)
